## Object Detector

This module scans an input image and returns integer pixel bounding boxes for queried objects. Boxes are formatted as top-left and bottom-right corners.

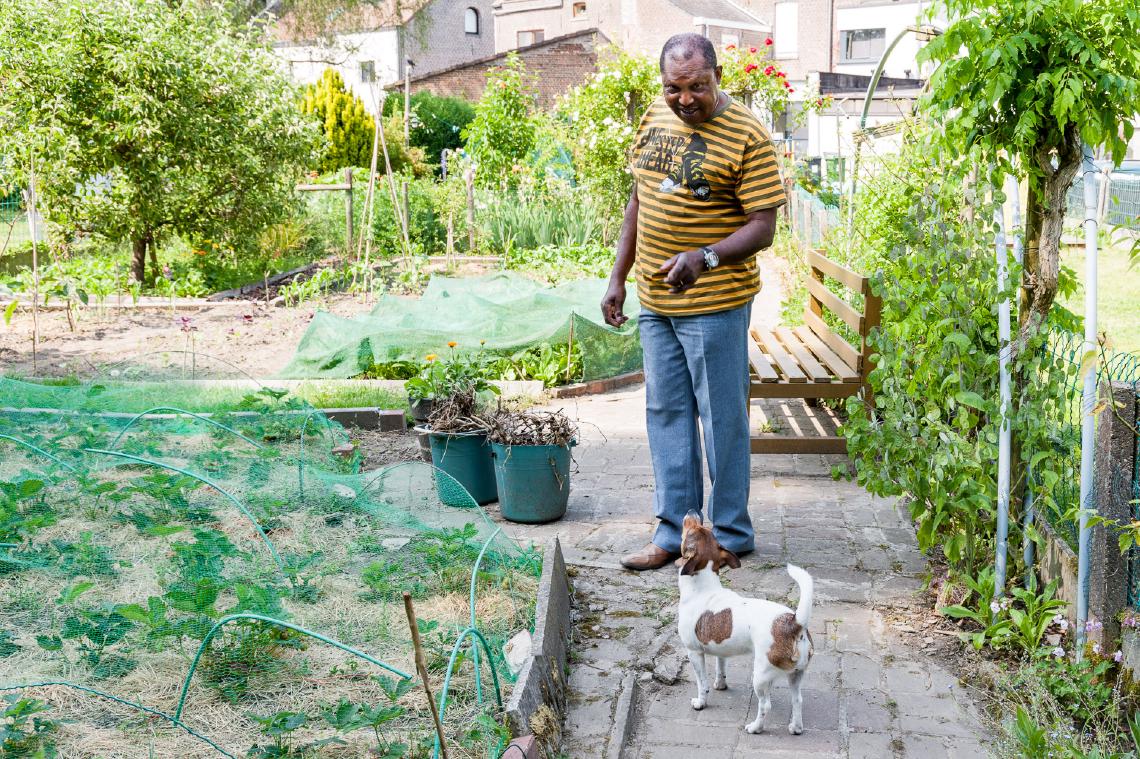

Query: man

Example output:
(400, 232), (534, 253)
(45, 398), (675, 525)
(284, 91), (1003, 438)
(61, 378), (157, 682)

(601, 33), (786, 570)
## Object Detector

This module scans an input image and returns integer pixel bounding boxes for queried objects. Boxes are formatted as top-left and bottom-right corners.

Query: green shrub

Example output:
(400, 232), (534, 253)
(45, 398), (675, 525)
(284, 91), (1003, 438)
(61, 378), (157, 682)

(462, 54), (538, 190)
(836, 120), (1079, 576)
(557, 47), (659, 224)
(302, 69), (376, 173)
(386, 92), (476, 170)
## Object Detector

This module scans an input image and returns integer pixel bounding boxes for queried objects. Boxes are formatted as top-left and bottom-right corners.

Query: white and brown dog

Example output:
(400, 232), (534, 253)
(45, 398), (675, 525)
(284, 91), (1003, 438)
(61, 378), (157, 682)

(676, 512), (814, 735)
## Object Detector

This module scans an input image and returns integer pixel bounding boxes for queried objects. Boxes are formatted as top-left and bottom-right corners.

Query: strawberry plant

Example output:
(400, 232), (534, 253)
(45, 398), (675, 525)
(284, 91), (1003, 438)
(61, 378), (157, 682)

(0, 696), (59, 758)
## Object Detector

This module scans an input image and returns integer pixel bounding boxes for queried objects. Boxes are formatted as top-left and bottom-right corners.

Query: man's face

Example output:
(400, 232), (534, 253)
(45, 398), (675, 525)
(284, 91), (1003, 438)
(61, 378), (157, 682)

(661, 54), (722, 125)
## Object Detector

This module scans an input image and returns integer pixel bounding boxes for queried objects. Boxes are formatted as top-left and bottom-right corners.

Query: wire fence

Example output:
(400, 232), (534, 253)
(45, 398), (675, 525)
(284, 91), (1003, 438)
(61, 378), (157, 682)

(1037, 331), (1140, 611)
(1066, 171), (1140, 230)
(1, 188), (33, 257)
(786, 185), (841, 248)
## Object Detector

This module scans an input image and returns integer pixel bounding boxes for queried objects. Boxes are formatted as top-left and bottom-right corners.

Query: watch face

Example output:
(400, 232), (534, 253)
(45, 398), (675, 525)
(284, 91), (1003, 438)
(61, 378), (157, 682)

(704, 248), (719, 268)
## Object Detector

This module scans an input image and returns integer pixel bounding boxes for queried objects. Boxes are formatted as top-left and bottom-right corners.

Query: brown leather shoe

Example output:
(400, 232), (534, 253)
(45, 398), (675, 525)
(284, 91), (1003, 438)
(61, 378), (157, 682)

(620, 543), (680, 571)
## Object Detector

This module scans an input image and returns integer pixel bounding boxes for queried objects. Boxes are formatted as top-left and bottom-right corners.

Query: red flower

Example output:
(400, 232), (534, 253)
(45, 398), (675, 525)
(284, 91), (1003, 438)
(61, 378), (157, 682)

(749, 46), (757, 53)
(816, 98), (824, 107)
(725, 44), (736, 50)
(765, 37), (773, 46)
(744, 63), (758, 73)
(788, 87), (795, 93)
(784, 81), (791, 89)
(764, 65), (774, 75)
(776, 71), (785, 78)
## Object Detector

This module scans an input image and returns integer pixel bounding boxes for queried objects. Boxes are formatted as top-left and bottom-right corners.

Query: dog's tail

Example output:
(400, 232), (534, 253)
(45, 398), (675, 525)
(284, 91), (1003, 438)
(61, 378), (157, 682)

(787, 564), (813, 628)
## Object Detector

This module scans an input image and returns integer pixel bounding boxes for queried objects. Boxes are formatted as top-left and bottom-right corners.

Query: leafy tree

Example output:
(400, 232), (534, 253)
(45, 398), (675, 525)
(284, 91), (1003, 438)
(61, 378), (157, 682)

(462, 54), (539, 190)
(302, 69), (377, 173)
(920, 0), (1140, 343)
(386, 92), (476, 170)
(0, 0), (318, 283)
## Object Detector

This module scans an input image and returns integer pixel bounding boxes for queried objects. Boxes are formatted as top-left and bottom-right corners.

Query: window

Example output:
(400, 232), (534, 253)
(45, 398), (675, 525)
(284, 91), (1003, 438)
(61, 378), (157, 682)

(517, 29), (544, 46)
(841, 28), (886, 62)
(721, 32), (739, 49)
(464, 7), (480, 34)
(572, 2), (587, 18)
(360, 60), (375, 83)
(773, 2), (798, 57)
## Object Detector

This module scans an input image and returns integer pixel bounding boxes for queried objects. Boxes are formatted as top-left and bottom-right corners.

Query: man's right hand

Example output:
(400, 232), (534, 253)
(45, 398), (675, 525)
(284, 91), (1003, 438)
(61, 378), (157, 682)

(601, 281), (628, 327)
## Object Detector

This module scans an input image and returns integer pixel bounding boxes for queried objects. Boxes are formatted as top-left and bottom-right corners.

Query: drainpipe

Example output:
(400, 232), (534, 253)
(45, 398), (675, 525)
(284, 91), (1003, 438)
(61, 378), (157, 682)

(1075, 144), (1100, 658)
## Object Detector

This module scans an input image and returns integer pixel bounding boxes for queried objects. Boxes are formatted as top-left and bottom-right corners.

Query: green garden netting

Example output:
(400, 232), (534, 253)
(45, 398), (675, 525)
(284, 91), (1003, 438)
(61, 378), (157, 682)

(280, 272), (642, 380)
(0, 356), (539, 758)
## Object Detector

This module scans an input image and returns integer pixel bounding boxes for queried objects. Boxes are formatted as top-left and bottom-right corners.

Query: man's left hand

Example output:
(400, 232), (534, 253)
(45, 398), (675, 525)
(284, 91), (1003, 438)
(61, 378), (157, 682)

(657, 249), (705, 294)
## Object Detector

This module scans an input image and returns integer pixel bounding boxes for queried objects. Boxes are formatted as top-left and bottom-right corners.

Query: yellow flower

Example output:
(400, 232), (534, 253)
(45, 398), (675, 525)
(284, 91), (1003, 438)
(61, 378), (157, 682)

(447, 341), (458, 348)
(480, 339), (486, 346)
(425, 354), (438, 362)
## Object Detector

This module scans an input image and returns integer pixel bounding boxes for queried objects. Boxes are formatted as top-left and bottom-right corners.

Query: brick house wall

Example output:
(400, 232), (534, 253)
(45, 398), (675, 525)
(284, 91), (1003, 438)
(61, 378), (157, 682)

(736, 0), (833, 82)
(409, 30), (607, 110)
(404, 0), (496, 78)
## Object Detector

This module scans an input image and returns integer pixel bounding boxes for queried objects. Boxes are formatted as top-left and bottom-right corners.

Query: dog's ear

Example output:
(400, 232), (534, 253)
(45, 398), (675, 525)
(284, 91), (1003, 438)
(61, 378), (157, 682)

(679, 556), (701, 576)
(718, 548), (741, 570)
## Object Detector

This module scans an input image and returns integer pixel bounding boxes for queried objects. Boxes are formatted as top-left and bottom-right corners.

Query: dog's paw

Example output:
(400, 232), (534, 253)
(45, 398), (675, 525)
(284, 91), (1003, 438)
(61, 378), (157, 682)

(713, 677), (727, 691)
(744, 721), (764, 734)
(690, 698), (706, 711)
(788, 722), (803, 735)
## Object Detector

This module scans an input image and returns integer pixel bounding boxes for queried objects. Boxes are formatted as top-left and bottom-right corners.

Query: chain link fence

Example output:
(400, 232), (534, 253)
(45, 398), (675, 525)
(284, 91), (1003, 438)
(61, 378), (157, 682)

(1066, 171), (1140, 231)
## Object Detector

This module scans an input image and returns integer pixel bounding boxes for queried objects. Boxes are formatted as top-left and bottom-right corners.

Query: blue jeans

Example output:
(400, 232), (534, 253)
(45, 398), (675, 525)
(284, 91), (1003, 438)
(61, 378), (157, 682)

(639, 302), (754, 554)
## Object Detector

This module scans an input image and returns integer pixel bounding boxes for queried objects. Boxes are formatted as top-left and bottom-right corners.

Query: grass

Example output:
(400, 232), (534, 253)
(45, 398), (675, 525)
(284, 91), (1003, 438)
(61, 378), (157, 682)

(1, 377), (409, 414)
(1060, 241), (1139, 354)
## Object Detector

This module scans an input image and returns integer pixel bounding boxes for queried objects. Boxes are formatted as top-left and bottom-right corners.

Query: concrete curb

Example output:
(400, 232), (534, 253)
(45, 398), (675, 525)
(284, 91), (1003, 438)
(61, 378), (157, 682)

(604, 671), (639, 759)
(549, 370), (644, 399)
(505, 537), (572, 749)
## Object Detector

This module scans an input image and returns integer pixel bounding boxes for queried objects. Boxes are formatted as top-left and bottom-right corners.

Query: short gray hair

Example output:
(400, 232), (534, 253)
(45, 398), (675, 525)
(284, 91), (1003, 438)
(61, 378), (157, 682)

(659, 33), (717, 72)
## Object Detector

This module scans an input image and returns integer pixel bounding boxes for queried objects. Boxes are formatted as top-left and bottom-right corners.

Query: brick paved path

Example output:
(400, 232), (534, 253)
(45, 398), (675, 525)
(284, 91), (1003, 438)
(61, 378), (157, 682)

(491, 386), (993, 759)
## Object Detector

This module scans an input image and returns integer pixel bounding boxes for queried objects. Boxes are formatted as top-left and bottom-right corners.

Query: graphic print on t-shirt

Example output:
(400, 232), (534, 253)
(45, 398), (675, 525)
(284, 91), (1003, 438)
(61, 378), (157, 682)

(634, 128), (711, 201)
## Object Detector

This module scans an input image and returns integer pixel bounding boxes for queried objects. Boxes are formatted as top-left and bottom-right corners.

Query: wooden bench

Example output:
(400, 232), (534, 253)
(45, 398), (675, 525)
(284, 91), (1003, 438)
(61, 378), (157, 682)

(748, 251), (881, 454)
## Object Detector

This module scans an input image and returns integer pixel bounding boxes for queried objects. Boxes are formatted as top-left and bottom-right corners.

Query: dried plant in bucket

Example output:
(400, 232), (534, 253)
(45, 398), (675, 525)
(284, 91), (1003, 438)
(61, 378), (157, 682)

(486, 408), (577, 448)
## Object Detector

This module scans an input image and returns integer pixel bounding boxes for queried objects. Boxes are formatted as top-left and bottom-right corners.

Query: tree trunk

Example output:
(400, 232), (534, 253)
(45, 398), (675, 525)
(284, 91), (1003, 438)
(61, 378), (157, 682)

(131, 235), (148, 284)
(1019, 124), (1082, 345)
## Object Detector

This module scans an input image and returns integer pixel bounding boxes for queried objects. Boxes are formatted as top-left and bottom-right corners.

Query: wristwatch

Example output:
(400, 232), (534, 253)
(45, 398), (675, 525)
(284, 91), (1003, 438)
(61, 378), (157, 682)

(700, 246), (720, 270)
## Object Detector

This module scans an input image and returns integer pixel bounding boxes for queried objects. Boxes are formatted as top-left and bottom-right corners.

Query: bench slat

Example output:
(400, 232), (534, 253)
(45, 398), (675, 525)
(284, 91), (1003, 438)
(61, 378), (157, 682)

(753, 329), (807, 383)
(747, 338), (779, 382)
(774, 327), (832, 383)
(807, 250), (865, 293)
(806, 277), (863, 334)
(803, 310), (861, 374)
(792, 326), (860, 382)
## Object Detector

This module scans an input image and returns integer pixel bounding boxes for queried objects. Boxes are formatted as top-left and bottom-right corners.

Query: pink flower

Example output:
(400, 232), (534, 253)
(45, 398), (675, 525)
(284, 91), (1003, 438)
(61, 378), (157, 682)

(242, 314), (253, 324)
(1115, 651), (1125, 663)
(765, 37), (773, 46)
(177, 316), (196, 333)
(749, 46), (757, 54)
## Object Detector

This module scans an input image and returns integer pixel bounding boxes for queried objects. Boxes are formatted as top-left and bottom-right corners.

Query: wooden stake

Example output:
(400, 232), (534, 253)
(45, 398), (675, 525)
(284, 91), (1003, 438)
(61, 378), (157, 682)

(403, 592), (449, 759)
(25, 158), (39, 374)
(446, 212), (455, 268)
(464, 167), (476, 253)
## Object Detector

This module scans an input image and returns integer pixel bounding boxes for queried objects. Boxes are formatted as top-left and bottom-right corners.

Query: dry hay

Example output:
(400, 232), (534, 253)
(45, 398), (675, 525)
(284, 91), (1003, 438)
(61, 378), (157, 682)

(486, 408), (577, 447)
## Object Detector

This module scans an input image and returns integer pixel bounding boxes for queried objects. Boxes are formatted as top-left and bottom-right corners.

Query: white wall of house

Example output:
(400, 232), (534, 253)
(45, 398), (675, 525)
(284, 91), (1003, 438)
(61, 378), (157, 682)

(834, 2), (927, 79)
(276, 28), (401, 108)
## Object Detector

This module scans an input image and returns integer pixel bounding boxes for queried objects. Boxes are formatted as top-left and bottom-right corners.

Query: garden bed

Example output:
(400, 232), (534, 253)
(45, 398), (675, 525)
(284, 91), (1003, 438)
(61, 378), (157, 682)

(0, 382), (541, 758)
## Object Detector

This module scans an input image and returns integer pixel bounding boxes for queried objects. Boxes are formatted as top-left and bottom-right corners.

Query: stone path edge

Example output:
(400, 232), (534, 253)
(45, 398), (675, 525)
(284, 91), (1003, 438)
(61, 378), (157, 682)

(505, 537), (572, 750)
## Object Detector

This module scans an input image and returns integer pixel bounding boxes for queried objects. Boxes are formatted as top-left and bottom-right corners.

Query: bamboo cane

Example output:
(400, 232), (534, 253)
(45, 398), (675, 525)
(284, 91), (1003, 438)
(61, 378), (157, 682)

(403, 592), (449, 759)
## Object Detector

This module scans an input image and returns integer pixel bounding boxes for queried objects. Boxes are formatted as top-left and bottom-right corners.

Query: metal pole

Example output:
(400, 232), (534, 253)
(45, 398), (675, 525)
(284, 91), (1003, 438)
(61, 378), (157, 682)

(1007, 174), (1035, 587)
(1075, 144), (1099, 657)
(404, 59), (412, 145)
(994, 183), (1011, 603)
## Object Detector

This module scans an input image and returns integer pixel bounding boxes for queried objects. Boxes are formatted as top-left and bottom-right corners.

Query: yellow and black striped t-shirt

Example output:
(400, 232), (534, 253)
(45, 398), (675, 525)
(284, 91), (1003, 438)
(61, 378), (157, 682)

(629, 96), (786, 316)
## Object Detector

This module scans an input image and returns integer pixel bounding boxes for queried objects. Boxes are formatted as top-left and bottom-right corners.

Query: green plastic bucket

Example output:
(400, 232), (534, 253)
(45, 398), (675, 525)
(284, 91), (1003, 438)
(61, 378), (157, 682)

(491, 442), (573, 524)
(426, 430), (497, 506)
